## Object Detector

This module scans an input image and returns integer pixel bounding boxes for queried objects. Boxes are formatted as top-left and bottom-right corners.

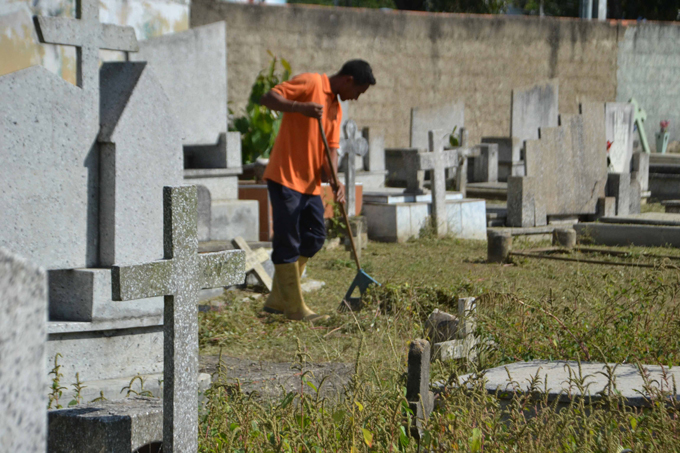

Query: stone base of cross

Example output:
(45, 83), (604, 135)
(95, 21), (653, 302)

(112, 185), (245, 453)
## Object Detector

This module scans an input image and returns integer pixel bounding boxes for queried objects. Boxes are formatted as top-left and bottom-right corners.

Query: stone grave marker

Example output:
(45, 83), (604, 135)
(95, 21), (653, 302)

(112, 185), (245, 452)
(410, 101), (464, 150)
(511, 79), (559, 144)
(231, 236), (273, 291)
(0, 248), (48, 452)
(630, 98), (651, 154)
(406, 339), (434, 438)
(405, 130), (461, 237)
(339, 120), (369, 217)
(606, 102), (635, 173)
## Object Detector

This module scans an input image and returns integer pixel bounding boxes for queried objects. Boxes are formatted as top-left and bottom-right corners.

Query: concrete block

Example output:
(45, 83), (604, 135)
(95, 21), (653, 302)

(629, 179), (642, 214)
(459, 199), (488, 240)
(471, 143), (499, 183)
(606, 172), (631, 216)
(574, 222), (680, 247)
(48, 397), (162, 452)
(487, 230), (512, 263)
(406, 339), (434, 438)
(631, 151), (649, 192)
(227, 131), (243, 169)
(184, 132), (228, 169)
(0, 248), (48, 452)
(185, 173), (239, 201)
(47, 268), (163, 322)
(365, 130), (385, 172)
(596, 196), (617, 219)
(385, 148), (420, 187)
(410, 101), (464, 150)
(0, 66), (98, 269)
(130, 21), (228, 147)
(99, 62), (184, 266)
(507, 176), (545, 227)
(649, 173), (680, 201)
(210, 199), (260, 242)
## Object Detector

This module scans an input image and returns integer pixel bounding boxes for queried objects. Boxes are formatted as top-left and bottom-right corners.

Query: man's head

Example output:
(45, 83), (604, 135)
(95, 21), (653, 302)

(333, 59), (376, 101)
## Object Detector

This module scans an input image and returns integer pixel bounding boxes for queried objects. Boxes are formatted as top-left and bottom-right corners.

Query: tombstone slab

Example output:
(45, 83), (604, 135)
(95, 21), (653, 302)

(0, 248), (48, 452)
(406, 339), (434, 438)
(511, 79), (559, 144)
(606, 102), (635, 173)
(410, 101), (464, 150)
(462, 360), (680, 407)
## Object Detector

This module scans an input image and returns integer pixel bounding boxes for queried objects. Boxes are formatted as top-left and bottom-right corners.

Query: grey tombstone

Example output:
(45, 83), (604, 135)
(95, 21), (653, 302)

(410, 101), (464, 150)
(197, 185), (212, 242)
(605, 102), (635, 174)
(406, 339), (434, 438)
(631, 151), (650, 192)
(511, 79), (559, 146)
(0, 248), (48, 452)
(406, 131), (461, 237)
(99, 61), (184, 266)
(0, 0), (138, 269)
(339, 120), (369, 217)
(111, 185), (245, 452)
(507, 176), (546, 227)
(629, 179), (642, 214)
(471, 143), (499, 183)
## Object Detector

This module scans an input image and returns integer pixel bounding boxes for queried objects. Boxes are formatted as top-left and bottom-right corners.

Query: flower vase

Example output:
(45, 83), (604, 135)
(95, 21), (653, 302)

(656, 132), (670, 154)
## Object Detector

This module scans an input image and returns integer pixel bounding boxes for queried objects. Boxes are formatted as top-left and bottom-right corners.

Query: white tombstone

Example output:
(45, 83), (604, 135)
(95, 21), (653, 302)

(606, 102), (635, 173)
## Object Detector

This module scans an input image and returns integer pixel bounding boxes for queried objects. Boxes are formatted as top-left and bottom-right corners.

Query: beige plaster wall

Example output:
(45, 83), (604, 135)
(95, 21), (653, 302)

(192, 2), (621, 147)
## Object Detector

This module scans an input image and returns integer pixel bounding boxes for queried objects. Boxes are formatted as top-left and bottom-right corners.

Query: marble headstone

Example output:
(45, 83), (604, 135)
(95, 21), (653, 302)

(606, 102), (635, 173)
(0, 248), (47, 452)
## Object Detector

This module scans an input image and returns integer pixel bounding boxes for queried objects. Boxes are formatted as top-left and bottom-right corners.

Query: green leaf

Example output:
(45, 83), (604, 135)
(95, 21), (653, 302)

(469, 427), (482, 452)
(305, 380), (318, 392)
(399, 426), (410, 447)
(362, 428), (373, 447)
(332, 410), (345, 424)
(280, 392), (296, 409)
(355, 400), (364, 412)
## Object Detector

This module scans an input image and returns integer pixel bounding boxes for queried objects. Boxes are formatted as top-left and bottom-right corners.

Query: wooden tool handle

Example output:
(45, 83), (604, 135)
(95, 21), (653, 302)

(318, 118), (362, 270)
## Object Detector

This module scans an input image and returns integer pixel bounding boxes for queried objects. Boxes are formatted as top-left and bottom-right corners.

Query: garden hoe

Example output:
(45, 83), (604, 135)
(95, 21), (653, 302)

(318, 118), (380, 312)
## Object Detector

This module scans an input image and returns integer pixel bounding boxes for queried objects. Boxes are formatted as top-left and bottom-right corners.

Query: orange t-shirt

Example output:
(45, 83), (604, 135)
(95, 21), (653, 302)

(263, 73), (342, 195)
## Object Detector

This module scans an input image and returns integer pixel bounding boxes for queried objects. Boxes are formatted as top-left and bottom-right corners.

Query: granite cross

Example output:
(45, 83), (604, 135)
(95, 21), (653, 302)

(339, 120), (369, 217)
(33, 0), (138, 112)
(111, 186), (245, 453)
(232, 236), (273, 291)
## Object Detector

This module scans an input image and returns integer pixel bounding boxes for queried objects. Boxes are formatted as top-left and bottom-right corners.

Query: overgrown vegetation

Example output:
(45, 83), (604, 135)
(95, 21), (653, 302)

(198, 237), (680, 452)
(232, 52), (291, 165)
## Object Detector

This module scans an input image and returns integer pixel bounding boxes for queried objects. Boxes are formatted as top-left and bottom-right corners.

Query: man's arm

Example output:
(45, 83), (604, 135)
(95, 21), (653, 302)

(260, 91), (323, 119)
(322, 148), (346, 204)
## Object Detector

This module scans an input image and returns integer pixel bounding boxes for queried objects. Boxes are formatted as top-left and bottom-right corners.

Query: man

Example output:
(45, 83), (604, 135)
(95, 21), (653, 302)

(260, 59), (376, 321)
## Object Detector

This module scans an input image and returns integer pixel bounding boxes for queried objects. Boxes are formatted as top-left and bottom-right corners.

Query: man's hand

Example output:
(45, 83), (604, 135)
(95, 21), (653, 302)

(295, 102), (323, 119)
(334, 182), (346, 204)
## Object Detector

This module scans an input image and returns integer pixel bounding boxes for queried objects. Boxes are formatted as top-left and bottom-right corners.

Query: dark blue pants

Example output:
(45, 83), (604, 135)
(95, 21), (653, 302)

(268, 181), (326, 264)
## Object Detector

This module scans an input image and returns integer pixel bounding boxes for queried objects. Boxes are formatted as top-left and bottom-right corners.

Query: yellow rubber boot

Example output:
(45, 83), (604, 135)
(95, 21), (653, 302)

(276, 262), (328, 322)
(263, 256), (310, 314)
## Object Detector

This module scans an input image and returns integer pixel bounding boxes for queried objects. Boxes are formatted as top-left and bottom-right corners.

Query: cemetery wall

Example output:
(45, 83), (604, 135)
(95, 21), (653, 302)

(191, 2), (619, 147)
(616, 23), (680, 152)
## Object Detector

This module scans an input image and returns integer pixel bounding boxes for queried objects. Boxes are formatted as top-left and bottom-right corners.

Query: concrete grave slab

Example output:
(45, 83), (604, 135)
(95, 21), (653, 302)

(600, 212), (680, 226)
(410, 101), (464, 150)
(0, 248), (48, 452)
(461, 360), (680, 407)
(111, 185), (245, 452)
(606, 173), (631, 216)
(99, 61), (184, 266)
(575, 222), (680, 248)
(606, 102), (635, 173)
(363, 188), (463, 204)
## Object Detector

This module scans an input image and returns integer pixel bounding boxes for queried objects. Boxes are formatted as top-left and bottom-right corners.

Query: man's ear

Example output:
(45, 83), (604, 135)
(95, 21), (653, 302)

(343, 74), (355, 86)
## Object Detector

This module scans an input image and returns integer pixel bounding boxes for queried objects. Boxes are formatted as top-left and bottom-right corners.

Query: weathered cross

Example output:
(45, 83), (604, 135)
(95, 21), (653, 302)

(112, 186), (245, 453)
(630, 98), (651, 154)
(339, 119), (368, 217)
(33, 0), (138, 109)
(232, 236), (273, 291)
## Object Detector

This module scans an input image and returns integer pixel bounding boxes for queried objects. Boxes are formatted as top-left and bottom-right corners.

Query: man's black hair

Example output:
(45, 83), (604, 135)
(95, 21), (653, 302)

(338, 60), (376, 86)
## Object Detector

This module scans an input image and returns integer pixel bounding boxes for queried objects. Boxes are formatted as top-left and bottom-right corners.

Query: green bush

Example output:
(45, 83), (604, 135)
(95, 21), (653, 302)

(232, 52), (292, 165)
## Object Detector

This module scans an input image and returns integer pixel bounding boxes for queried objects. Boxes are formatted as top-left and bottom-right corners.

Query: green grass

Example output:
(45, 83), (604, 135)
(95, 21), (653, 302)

(199, 238), (680, 452)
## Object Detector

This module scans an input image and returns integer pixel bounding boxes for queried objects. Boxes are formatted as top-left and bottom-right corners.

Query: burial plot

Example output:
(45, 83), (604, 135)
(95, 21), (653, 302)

(0, 248), (48, 452)
(507, 103), (608, 227)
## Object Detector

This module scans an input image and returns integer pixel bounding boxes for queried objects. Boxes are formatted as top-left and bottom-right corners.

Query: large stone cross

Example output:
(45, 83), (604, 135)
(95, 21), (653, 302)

(34, 0), (138, 107)
(406, 130), (460, 237)
(111, 186), (245, 453)
(339, 120), (368, 216)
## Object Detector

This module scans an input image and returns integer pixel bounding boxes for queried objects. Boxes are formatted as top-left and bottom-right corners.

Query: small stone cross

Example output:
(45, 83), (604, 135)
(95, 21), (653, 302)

(111, 186), (245, 453)
(339, 120), (368, 217)
(231, 236), (273, 291)
(34, 0), (138, 111)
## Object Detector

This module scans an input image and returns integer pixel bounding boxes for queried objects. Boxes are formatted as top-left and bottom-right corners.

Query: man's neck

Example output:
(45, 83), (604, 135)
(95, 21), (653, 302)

(328, 73), (341, 96)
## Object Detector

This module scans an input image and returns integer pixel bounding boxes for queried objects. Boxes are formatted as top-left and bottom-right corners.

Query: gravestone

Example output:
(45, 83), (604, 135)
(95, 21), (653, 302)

(607, 173), (631, 216)
(630, 98), (651, 154)
(410, 101), (464, 150)
(339, 120), (369, 217)
(605, 102), (635, 173)
(511, 79), (559, 144)
(510, 103), (607, 226)
(0, 248), (47, 452)
(231, 236), (273, 291)
(112, 185), (245, 452)
(406, 339), (434, 438)
(406, 130), (460, 237)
